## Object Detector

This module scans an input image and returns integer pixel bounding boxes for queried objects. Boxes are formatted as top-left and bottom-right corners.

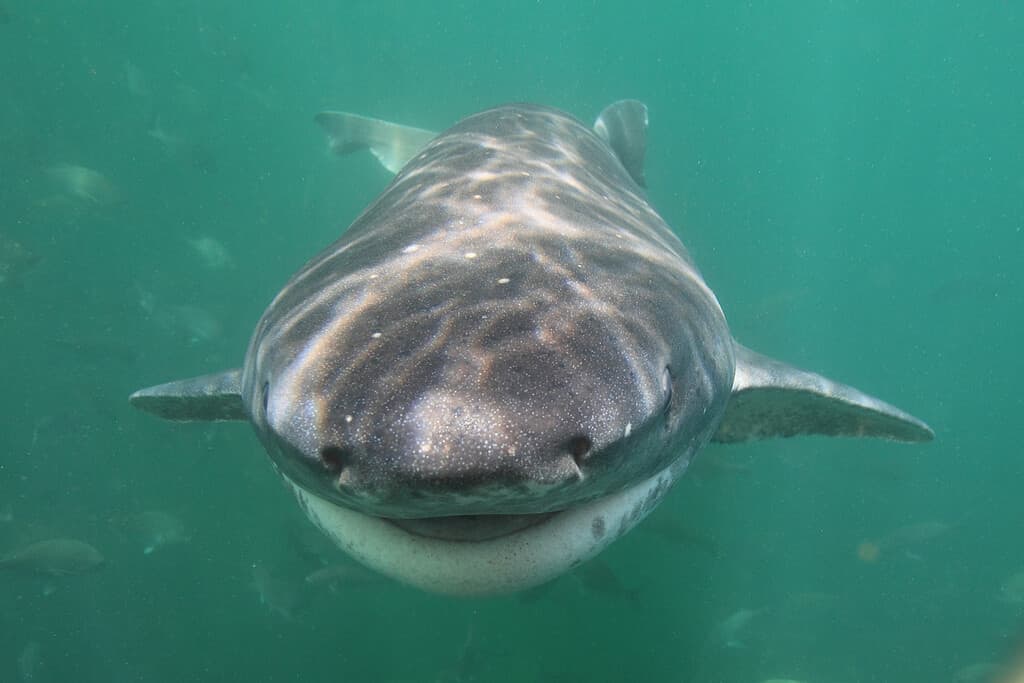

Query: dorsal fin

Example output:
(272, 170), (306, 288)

(129, 369), (246, 422)
(594, 100), (648, 188)
(314, 111), (436, 174)
(712, 344), (934, 443)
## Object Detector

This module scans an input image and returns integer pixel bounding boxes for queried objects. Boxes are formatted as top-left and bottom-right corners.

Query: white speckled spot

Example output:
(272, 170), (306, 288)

(402, 244), (420, 254)
(371, 332), (382, 339)
(624, 422), (632, 438)
(464, 252), (477, 259)
(345, 415), (353, 423)
(497, 277), (510, 284)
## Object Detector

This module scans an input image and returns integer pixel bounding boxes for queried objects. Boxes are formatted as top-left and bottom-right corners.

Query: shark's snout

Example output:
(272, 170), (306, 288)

(259, 331), (670, 518)
(313, 427), (594, 488)
(293, 393), (619, 518)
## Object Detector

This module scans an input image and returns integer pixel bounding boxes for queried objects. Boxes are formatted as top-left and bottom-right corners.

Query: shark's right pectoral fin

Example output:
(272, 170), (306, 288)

(314, 111), (437, 174)
(712, 344), (934, 444)
(129, 369), (247, 422)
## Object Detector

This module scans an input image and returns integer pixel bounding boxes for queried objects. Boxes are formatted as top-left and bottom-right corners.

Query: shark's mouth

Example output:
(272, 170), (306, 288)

(386, 512), (558, 542)
(284, 464), (681, 595)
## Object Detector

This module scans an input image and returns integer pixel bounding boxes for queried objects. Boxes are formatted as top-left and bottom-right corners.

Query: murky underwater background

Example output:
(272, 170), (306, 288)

(1, 2), (1022, 681)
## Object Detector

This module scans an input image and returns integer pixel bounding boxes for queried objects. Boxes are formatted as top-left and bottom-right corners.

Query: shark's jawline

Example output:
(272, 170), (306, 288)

(286, 463), (679, 596)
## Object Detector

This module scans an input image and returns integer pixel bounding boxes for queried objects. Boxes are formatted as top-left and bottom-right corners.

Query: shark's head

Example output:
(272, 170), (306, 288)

(249, 291), (724, 517)
(237, 233), (734, 594)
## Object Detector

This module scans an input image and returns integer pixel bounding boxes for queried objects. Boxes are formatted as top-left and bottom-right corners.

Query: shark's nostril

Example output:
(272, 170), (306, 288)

(566, 435), (593, 466)
(318, 445), (348, 474)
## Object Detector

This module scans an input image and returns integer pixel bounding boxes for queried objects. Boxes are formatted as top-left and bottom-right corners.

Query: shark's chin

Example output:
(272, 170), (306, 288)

(283, 465), (682, 596)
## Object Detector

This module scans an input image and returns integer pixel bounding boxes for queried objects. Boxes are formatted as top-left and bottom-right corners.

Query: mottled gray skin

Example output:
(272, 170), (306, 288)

(243, 105), (733, 519)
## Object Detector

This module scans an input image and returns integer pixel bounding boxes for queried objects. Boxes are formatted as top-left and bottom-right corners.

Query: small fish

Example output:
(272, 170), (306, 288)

(706, 607), (764, 650)
(137, 285), (223, 345)
(17, 641), (41, 681)
(250, 564), (312, 621)
(0, 538), (105, 576)
(154, 304), (223, 345)
(999, 571), (1024, 605)
(44, 163), (121, 206)
(437, 623), (481, 683)
(147, 116), (187, 153)
(170, 304), (222, 344)
(186, 236), (233, 270)
(573, 558), (641, 604)
(134, 282), (158, 315)
(236, 77), (279, 111)
(857, 519), (952, 563)
(133, 510), (190, 555)
(690, 607), (768, 683)
(148, 117), (218, 173)
(303, 562), (380, 587)
(123, 61), (149, 99)
(0, 234), (39, 287)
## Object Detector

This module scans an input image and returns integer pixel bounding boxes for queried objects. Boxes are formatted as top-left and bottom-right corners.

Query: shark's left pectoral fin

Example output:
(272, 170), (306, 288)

(129, 369), (247, 422)
(314, 111), (437, 174)
(712, 344), (934, 443)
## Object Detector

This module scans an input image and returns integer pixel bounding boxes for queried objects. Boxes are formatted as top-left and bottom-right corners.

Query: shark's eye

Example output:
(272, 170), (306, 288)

(319, 446), (348, 474)
(567, 435), (592, 465)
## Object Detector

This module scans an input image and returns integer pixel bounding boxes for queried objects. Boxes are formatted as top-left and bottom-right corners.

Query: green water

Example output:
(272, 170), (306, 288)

(1, 2), (1021, 681)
